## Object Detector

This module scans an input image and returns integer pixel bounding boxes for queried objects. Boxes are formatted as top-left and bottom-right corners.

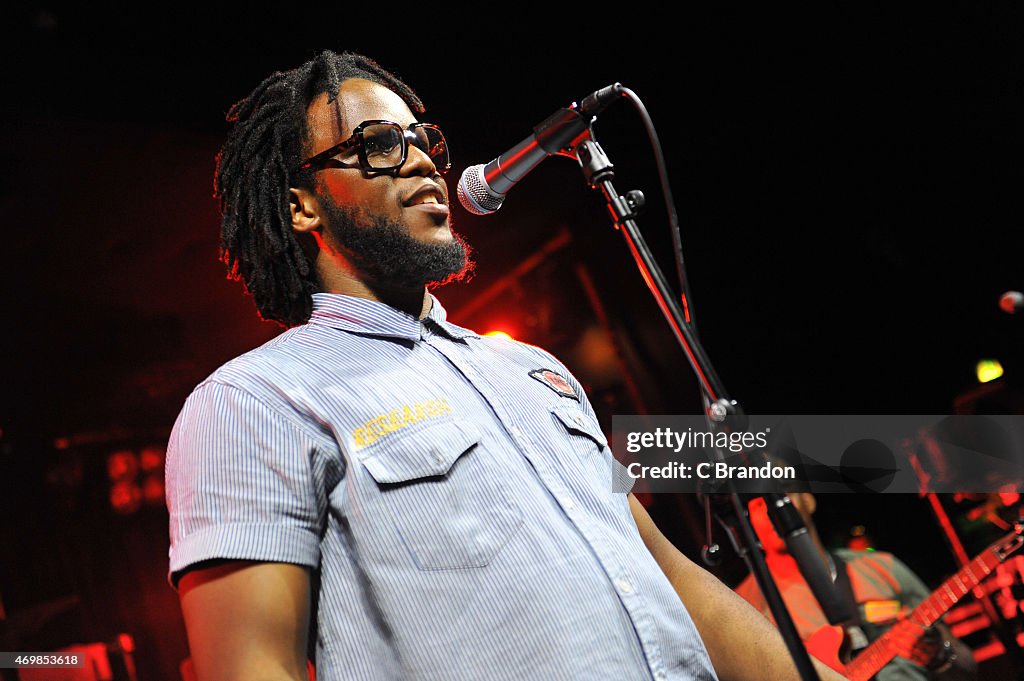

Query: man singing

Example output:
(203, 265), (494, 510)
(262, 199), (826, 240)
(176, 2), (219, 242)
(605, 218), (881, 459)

(166, 50), (846, 681)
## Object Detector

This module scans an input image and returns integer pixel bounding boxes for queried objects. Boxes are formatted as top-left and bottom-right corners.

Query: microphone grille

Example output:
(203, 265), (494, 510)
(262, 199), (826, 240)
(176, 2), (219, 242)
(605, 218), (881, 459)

(457, 165), (505, 215)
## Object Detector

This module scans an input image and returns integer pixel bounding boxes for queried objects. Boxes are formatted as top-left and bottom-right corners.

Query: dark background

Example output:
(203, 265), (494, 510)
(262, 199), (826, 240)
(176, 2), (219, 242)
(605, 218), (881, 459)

(1, 4), (1022, 679)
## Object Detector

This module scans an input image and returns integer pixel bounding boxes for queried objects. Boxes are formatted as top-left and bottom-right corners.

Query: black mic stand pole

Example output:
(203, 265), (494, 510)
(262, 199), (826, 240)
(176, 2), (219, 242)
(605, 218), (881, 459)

(571, 131), (823, 681)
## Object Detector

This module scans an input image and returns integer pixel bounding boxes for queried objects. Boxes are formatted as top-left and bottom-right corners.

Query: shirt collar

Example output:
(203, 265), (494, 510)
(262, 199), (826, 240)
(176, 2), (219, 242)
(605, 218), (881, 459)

(308, 293), (478, 341)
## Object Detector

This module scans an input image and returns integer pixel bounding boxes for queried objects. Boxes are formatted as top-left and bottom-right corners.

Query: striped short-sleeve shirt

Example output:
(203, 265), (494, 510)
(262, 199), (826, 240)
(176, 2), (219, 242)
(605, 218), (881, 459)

(166, 293), (718, 681)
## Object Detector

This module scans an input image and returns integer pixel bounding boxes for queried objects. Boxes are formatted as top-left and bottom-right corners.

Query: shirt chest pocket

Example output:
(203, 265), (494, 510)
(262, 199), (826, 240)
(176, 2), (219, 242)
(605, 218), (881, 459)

(551, 405), (608, 449)
(550, 405), (621, 489)
(359, 419), (523, 571)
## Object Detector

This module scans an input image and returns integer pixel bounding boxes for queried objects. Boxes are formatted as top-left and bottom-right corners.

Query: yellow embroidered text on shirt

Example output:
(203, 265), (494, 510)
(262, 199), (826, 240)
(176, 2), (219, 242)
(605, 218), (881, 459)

(352, 399), (453, 449)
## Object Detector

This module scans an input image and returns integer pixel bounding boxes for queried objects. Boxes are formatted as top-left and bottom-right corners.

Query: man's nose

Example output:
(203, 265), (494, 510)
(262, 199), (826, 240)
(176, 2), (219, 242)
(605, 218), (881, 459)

(400, 140), (437, 177)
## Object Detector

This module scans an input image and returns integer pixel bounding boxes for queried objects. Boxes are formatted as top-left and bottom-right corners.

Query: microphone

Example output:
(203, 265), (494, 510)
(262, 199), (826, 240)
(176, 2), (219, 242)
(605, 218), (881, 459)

(765, 493), (857, 627)
(457, 83), (625, 215)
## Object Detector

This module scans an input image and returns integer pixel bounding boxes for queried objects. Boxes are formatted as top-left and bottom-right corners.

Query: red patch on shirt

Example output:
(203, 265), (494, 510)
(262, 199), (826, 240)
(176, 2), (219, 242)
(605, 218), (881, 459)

(529, 369), (579, 400)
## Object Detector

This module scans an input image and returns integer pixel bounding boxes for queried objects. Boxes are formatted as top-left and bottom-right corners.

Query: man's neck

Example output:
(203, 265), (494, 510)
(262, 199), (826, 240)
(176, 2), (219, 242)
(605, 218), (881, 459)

(317, 266), (432, 319)
(372, 286), (430, 319)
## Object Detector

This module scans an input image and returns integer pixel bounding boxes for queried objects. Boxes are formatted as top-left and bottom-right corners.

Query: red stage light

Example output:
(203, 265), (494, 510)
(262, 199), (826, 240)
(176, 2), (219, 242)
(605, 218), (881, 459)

(139, 445), (165, 472)
(999, 489), (1020, 507)
(141, 475), (165, 506)
(106, 450), (138, 481)
(109, 481), (143, 514)
(847, 537), (873, 550)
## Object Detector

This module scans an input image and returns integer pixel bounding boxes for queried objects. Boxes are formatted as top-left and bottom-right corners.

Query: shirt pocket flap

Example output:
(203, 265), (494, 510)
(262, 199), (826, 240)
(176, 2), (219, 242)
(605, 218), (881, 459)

(552, 406), (608, 449)
(360, 419), (482, 484)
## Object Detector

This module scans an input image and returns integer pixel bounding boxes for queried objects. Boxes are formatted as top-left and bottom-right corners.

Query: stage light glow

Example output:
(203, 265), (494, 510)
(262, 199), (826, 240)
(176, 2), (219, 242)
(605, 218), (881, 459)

(999, 490), (1020, 507)
(139, 445), (165, 471)
(485, 330), (514, 341)
(848, 537), (872, 551)
(142, 474), (165, 505)
(110, 481), (143, 514)
(976, 359), (1004, 383)
(107, 450), (138, 481)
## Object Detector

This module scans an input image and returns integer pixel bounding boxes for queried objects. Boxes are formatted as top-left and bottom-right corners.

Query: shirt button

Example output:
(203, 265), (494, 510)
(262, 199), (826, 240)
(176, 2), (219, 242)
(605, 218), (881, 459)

(654, 673), (666, 681)
(509, 426), (522, 438)
(432, 452), (445, 465)
(573, 414), (585, 426)
(560, 496), (575, 510)
(615, 578), (633, 595)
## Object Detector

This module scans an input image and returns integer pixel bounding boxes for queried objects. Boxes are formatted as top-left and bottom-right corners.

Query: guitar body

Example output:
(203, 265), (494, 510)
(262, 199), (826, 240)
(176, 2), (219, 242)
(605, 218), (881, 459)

(804, 624), (848, 673)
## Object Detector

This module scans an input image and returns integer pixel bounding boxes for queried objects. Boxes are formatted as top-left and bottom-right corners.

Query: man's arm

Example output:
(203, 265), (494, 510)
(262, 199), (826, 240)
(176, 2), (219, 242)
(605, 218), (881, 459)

(178, 561), (312, 681)
(628, 495), (848, 681)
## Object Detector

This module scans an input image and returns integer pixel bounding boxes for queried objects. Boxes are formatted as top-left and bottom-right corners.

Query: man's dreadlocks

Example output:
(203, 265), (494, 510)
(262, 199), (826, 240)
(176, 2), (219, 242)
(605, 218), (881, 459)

(214, 50), (424, 326)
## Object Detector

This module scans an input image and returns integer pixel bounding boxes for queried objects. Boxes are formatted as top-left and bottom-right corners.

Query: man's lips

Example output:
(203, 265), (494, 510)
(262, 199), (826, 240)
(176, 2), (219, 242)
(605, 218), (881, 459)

(407, 202), (450, 217)
(403, 183), (448, 207)
(403, 184), (450, 217)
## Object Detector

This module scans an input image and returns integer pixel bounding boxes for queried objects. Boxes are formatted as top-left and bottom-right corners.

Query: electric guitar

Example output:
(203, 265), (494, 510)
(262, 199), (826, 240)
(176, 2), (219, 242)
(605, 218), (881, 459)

(805, 522), (1024, 681)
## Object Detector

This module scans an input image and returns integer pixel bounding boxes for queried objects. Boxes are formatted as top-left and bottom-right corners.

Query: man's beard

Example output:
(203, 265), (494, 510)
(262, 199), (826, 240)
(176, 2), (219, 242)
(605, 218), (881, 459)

(320, 194), (474, 290)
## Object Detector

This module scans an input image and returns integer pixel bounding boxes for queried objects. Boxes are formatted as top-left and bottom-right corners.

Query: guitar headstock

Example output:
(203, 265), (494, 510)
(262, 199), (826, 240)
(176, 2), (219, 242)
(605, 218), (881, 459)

(993, 515), (1024, 560)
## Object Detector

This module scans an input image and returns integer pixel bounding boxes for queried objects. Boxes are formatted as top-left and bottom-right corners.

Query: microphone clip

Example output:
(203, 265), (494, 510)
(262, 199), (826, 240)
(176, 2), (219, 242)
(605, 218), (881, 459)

(576, 137), (614, 186)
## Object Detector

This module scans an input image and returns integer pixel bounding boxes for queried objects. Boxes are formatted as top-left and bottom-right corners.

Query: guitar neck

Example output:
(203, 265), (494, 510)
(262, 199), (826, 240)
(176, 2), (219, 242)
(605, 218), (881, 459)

(909, 548), (1002, 628)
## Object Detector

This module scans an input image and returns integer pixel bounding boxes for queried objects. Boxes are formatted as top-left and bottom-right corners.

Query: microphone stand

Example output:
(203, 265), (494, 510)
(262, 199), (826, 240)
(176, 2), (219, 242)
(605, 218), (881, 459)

(571, 130), (825, 681)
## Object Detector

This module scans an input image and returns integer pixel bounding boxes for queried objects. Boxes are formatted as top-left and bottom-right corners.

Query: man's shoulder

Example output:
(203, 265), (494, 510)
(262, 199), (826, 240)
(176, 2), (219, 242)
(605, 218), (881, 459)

(172, 325), (336, 435)
(188, 322), (357, 406)
(834, 548), (898, 567)
(835, 548), (888, 558)
(204, 325), (309, 385)
(470, 331), (568, 370)
(835, 548), (929, 596)
(834, 548), (902, 578)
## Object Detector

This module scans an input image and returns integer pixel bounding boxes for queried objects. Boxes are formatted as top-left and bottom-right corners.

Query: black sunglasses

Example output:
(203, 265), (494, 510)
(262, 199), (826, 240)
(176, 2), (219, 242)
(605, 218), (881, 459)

(297, 120), (450, 174)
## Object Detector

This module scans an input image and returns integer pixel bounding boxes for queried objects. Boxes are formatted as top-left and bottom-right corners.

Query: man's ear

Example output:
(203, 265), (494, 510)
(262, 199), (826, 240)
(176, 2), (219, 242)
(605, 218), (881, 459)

(289, 187), (322, 234)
